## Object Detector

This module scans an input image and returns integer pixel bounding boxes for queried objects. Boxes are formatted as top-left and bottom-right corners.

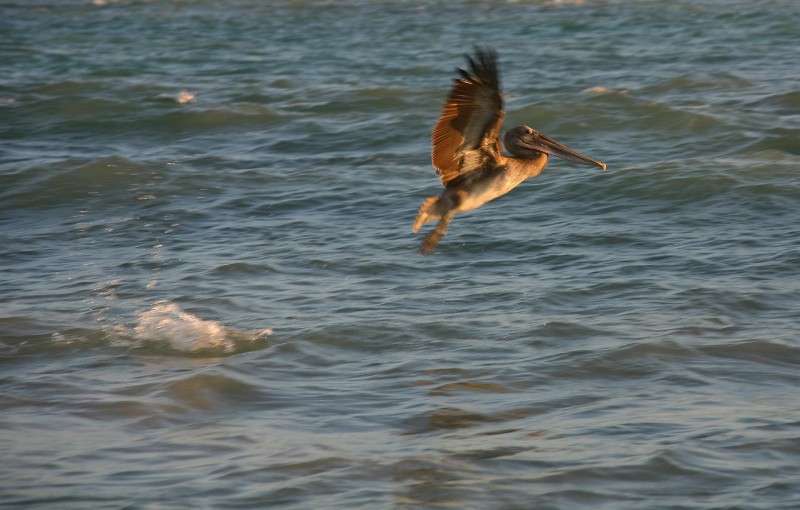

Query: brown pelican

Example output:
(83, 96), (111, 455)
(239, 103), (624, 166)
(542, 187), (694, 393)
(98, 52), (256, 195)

(413, 48), (606, 253)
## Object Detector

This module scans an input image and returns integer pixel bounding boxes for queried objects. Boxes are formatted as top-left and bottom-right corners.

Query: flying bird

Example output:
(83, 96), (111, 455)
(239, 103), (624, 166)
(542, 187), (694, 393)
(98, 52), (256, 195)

(413, 48), (606, 253)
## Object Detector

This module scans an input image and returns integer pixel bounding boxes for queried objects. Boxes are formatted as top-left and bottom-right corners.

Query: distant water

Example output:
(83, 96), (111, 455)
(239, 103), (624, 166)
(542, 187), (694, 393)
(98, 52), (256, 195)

(2, 1), (799, 508)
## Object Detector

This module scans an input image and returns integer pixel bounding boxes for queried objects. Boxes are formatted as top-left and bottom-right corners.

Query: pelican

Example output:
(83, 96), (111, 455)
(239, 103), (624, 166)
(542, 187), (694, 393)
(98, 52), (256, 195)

(413, 48), (606, 253)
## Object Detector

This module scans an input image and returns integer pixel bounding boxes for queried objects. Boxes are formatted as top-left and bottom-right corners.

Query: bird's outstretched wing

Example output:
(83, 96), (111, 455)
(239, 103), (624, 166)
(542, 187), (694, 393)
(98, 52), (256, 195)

(431, 48), (505, 187)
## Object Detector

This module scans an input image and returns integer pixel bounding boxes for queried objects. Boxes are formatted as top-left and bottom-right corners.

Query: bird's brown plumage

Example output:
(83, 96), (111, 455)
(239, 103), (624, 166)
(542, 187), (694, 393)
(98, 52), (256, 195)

(431, 48), (505, 186)
(415, 47), (606, 254)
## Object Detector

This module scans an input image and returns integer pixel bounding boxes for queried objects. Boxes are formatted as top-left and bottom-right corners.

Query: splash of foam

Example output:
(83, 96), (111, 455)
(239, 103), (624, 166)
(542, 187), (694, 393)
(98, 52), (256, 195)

(156, 89), (196, 105)
(133, 301), (271, 353)
(583, 85), (627, 95)
(175, 90), (196, 104)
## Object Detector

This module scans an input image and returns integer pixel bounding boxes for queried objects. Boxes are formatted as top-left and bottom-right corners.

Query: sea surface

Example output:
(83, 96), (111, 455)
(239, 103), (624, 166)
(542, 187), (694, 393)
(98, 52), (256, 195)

(2, 0), (799, 508)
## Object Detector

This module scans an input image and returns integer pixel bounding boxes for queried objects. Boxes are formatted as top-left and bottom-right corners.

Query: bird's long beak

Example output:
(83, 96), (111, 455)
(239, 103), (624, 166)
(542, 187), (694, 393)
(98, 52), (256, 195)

(522, 131), (606, 171)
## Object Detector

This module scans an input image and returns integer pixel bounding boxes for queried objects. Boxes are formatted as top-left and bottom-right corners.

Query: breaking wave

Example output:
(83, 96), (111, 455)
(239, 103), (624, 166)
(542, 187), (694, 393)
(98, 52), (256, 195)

(128, 300), (272, 353)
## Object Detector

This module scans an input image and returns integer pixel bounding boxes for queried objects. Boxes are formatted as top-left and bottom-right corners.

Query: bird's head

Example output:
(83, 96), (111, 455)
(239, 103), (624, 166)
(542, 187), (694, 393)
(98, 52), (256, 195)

(504, 125), (606, 170)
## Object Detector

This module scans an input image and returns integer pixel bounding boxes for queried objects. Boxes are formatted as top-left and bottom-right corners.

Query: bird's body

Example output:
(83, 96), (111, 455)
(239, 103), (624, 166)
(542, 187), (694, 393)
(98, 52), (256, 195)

(414, 48), (606, 253)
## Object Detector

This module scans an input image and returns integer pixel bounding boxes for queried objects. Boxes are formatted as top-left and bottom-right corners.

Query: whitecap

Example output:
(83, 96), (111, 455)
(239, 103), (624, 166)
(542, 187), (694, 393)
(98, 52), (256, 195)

(583, 85), (619, 95)
(131, 301), (271, 353)
(174, 90), (196, 104)
(156, 89), (196, 105)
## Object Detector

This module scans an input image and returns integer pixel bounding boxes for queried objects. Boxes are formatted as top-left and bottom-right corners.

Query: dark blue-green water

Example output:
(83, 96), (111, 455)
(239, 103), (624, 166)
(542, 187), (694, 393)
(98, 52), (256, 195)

(2, 1), (799, 508)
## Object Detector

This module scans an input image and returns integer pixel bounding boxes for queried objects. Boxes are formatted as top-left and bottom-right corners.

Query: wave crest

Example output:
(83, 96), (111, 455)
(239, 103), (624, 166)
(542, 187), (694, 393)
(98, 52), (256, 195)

(132, 301), (272, 353)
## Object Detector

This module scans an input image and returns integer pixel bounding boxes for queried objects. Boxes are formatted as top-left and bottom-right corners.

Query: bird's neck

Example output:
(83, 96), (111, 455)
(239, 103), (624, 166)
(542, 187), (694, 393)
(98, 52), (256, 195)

(505, 154), (548, 180)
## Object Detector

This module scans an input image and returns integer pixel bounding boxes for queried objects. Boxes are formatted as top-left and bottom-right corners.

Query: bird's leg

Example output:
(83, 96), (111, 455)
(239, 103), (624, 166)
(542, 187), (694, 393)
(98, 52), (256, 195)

(413, 197), (441, 233)
(420, 211), (455, 254)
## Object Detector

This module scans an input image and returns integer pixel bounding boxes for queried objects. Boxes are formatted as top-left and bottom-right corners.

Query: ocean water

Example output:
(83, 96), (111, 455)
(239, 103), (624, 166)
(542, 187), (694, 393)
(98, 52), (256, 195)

(2, 0), (799, 508)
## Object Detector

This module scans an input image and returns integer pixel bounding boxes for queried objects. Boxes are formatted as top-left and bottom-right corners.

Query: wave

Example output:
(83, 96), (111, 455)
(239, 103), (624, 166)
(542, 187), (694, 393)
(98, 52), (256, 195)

(0, 301), (272, 356)
(120, 300), (273, 354)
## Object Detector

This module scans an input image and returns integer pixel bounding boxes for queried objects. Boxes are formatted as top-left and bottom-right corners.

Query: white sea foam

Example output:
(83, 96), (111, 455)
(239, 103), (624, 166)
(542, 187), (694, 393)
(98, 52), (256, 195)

(174, 90), (196, 104)
(132, 301), (271, 353)
(155, 89), (196, 105)
(583, 85), (620, 95)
